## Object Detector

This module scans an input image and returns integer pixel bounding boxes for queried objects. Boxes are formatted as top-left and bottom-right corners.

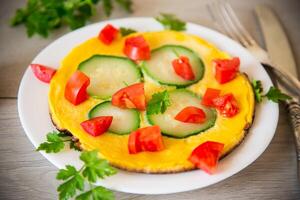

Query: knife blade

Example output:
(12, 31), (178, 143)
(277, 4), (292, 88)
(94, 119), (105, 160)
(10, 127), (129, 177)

(255, 5), (300, 182)
(255, 5), (298, 79)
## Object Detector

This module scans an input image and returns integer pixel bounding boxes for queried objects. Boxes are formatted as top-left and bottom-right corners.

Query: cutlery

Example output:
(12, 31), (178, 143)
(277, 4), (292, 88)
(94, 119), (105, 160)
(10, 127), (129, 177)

(207, 1), (300, 96)
(207, 1), (300, 180)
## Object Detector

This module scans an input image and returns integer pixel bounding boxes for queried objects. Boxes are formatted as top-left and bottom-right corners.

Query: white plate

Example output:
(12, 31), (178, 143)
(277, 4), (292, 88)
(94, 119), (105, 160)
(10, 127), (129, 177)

(18, 17), (278, 195)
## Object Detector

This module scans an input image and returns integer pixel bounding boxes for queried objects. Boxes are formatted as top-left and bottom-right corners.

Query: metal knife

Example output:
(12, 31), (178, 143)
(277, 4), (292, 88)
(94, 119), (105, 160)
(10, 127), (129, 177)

(255, 5), (300, 180)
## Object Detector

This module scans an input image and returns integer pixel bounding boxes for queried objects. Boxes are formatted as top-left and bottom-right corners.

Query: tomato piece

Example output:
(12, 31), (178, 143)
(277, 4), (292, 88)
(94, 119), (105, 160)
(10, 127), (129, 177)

(128, 130), (142, 154)
(98, 24), (119, 45)
(123, 35), (150, 61)
(212, 93), (239, 117)
(80, 116), (113, 137)
(172, 56), (195, 80)
(128, 125), (164, 154)
(30, 64), (56, 83)
(214, 57), (240, 84)
(64, 71), (90, 105)
(175, 106), (206, 124)
(112, 83), (146, 110)
(189, 141), (224, 174)
(201, 88), (221, 107)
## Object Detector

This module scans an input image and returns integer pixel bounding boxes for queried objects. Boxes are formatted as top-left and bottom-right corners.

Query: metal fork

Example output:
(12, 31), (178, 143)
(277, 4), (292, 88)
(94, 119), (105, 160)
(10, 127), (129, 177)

(207, 0), (300, 95)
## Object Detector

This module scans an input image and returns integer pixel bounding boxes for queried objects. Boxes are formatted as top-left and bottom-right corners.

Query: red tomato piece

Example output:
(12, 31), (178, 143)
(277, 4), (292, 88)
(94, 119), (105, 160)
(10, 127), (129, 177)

(201, 88), (221, 107)
(189, 141), (224, 174)
(112, 83), (146, 110)
(214, 57), (240, 84)
(123, 35), (150, 61)
(172, 56), (195, 80)
(30, 64), (56, 83)
(128, 130), (142, 154)
(64, 71), (90, 105)
(212, 93), (239, 117)
(98, 24), (119, 45)
(128, 125), (164, 154)
(80, 116), (113, 137)
(175, 106), (206, 124)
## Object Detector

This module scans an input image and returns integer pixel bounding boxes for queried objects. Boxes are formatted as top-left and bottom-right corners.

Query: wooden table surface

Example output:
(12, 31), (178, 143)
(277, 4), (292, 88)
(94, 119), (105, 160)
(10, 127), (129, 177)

(0, 0), (299, 199)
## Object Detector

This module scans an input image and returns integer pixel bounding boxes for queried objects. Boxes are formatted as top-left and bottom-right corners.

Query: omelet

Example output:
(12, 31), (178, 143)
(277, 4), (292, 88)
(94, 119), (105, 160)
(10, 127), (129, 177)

(49, 31), (255, 173)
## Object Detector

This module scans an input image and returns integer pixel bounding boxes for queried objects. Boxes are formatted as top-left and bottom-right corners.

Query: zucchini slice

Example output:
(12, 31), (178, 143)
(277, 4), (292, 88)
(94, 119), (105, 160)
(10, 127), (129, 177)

(79, 55), (141, 99)
(88, 101), (140, 135)
(147, 89), (216, 138)
(142, 45), (204, 86)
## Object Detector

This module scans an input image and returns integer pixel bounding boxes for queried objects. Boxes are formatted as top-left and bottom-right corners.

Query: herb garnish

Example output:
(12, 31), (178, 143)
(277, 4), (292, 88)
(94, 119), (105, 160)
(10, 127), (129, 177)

(120, 27), (137, 36)
(155, 13), (186, 31)
(147, 90), (171, 114)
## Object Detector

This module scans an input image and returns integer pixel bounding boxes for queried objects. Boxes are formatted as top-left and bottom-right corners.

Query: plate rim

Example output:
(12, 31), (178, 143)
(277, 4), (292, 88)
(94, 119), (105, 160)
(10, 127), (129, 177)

(17, 17), (279, 195)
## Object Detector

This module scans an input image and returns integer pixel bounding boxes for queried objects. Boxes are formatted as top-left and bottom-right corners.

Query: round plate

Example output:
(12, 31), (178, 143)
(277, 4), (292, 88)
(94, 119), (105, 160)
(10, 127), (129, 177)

(18, 17), (278, 194)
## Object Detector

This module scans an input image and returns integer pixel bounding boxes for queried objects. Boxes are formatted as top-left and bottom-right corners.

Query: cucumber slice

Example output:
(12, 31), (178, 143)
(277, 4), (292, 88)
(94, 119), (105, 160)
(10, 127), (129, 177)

(147, 89), (216, 138)
(88, 101), (140, 135)
(142, 45), (204, 86)
(78, 55), (141, 99)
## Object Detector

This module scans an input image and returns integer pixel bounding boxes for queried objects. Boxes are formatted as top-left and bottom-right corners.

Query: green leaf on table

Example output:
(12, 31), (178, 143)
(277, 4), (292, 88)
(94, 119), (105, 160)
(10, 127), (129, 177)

(80, 150), (117, 183)
(155, 13), (186, 31)
(10, 0), (133, 38)
(57, 173), (85, 200)
(120, 27), (137, 36)
(252, 79), (264, 103)
(57, 165), (79, 180)
(147, 90), (171, 114)
(36, 131), (65, 153)
(76, 186), (114, 200)
(264, 86), (292, 103)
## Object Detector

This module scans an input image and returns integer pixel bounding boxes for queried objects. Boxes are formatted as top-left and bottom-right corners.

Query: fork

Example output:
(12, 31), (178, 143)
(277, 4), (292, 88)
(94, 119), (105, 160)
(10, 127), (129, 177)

(207, 0), (300, 96)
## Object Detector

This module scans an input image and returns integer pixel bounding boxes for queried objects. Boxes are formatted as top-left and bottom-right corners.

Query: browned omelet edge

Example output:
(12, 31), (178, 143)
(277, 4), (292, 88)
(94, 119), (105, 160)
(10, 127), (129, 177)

(49, 73), (255, 174)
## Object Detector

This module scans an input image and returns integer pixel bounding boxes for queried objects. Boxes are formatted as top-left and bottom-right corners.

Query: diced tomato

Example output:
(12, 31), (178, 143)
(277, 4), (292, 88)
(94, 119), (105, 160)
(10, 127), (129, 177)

(214, 57), (240, 84)
(80, 116), (113, 137)
(128, 125), (164, 154)
(128, 131), (142, 154)
(172, 56), (195, 80)
(175, 106), (206, 124)
(112, 83), (146, 110)
(64, 71), (90, 105)
(98, 24), (119, 45)
(189, 141), (224, 174)
(212, 93), (239, 117)
(201, 88), (221, 107)
(123, 35), (150, 61)
(30, 64), (56, 83)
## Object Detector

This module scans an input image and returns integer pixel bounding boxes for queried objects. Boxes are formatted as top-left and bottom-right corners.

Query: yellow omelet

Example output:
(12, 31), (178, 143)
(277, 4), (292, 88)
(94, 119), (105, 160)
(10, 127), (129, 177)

(49, 31), (255, 173)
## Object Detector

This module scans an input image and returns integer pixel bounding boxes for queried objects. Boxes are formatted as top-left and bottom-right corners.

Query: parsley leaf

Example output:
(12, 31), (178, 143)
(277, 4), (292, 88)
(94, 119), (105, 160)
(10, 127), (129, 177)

(76, 186), (114, 200)
(252, 80), (263, 103)
(36, 131), (65, 153)
(11, 0), (133, 38)
(147, 90), (171, 114)
(264, 86), (292, 103)
(251, 80), (292, 103)
(37, 131), (81, 153)
(155, 13), (186, 31)
(81, 150), (117, 183)
(120, 27), (137, 36)
(56, 150), (117, 200)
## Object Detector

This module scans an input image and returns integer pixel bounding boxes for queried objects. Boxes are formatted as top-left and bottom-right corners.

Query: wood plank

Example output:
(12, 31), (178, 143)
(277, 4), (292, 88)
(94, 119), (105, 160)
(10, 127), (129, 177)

(0, 99), (299, 199)
(1, 0), (299, 98)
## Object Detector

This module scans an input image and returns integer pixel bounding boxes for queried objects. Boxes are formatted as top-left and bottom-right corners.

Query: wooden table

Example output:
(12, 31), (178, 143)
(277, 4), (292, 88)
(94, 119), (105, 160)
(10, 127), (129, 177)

(0, 0), (299, 199)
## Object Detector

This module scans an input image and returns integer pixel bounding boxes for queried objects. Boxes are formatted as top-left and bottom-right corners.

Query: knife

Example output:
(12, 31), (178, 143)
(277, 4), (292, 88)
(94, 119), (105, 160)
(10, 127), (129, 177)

(255, 5), (300, 181)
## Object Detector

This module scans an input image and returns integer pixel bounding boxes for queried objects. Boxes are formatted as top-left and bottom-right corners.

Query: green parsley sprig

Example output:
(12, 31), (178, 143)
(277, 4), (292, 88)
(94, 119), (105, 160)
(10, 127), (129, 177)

(57, 150), (117, 200)
(37, 131), (81, 153)
(155, 13), (186, 31)
(147, 90), (171, 114)
(10, 0), (133, 38)
(120, 27), (137, 36)
(252, 80), (291, 103)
